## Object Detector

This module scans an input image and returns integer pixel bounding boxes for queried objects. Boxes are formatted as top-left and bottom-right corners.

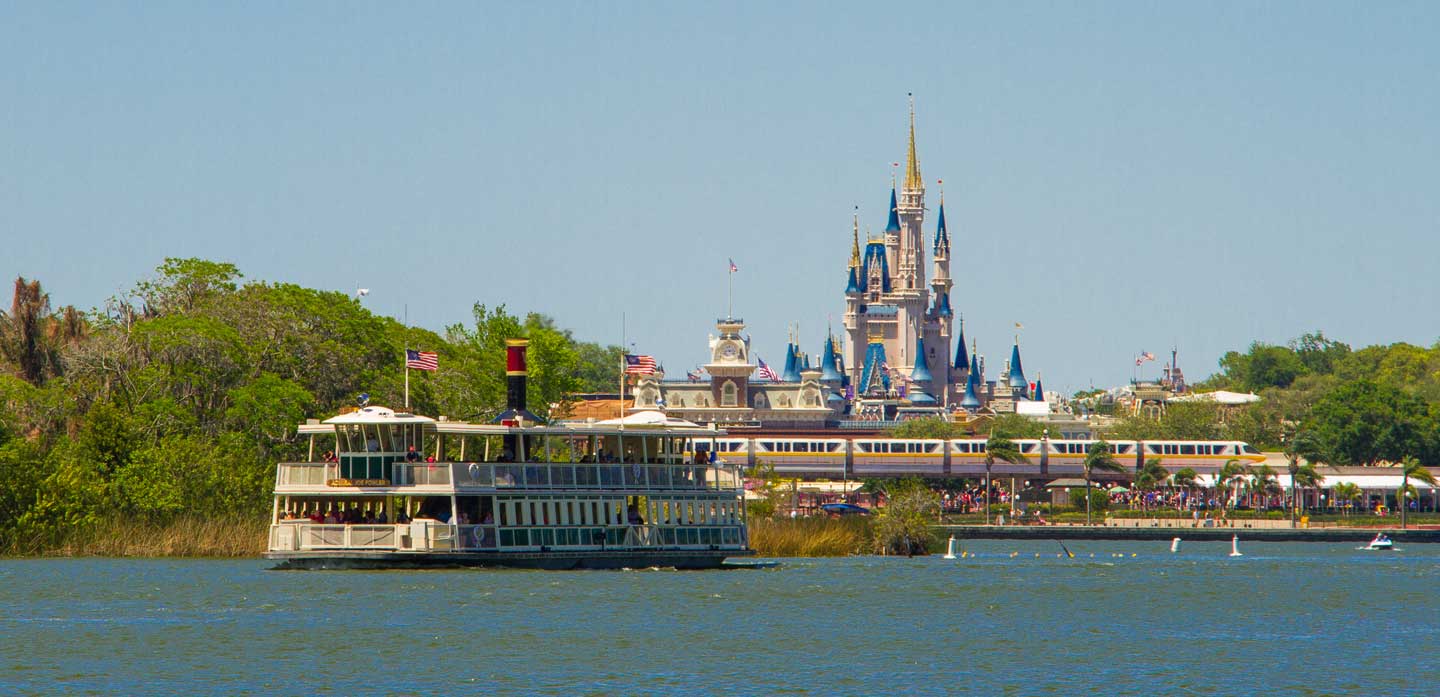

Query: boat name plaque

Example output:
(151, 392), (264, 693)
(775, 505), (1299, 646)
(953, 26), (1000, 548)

(326, 478), (391, 487)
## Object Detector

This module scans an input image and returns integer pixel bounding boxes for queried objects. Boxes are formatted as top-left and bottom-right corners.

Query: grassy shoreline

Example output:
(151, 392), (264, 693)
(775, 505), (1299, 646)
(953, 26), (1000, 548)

(6, 515), (269, 558)
(12, 512), (1431, 559)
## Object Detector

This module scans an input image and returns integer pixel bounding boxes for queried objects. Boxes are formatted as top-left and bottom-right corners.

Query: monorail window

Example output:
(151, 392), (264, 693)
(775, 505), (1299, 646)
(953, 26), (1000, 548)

(1119, 445), (1134, 454)
(1181, 445), (1196, 455)
(794, 443), (809, 453)
(1242, 444), (1260, 454)
(1021, 443), (1037, 454)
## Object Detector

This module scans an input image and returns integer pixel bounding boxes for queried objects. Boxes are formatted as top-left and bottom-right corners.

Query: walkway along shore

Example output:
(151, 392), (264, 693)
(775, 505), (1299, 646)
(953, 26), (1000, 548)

(938, 524), (1440, 543)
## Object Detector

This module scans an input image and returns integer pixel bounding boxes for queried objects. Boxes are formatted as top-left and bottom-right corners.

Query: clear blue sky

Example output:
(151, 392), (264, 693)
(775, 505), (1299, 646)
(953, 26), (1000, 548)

(5, 2), (1439, 394)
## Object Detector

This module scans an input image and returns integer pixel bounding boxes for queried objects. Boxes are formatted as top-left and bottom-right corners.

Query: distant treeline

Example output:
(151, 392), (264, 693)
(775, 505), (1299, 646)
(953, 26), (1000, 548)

(0, 259), (622, 554)
(1101, 332), (1440, 466)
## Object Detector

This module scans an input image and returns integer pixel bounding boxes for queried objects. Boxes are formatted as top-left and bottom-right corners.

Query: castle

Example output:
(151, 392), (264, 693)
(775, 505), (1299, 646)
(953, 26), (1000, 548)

(626, 99), (1041, 428)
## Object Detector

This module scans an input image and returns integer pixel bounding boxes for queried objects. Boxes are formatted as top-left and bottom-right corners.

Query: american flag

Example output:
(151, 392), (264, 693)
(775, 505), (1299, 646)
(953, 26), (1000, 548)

(624, 354), (657, 375)
(729, 258), (738, 273)
(1141, 351), (1156, 361)
(757, 358), (778, 381)
(405, 349), (438, 371)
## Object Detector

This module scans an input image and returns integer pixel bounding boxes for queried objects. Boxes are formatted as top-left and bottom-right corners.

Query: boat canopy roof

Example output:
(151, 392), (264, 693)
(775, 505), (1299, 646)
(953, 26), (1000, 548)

(323, 406), (437, 426)
(299, 406), (723, 438)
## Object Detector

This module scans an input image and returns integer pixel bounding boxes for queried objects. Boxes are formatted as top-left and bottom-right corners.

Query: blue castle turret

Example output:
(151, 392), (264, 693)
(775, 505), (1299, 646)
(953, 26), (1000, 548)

(781, 341), (801, 383)
(908, 335), (936, 405)
(858, 241), (891, 294)
(819, 334), (843, 383)
(859, 339), (891, 397)
(960, 344), (982, 412)
(885, 186), (901, 233)
(953, 317), (968, 373)
(933, 197), (950, 254)
(1033, 373), (1045, 402)
(1008, 340), (1029, 399)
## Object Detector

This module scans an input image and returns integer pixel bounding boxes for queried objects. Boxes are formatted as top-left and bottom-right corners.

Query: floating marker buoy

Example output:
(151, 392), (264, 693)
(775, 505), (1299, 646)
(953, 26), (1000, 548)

(944, 536), (958, 560)
(1170, 537), (1181, 553)
(1229, 534), (1243, 557)
(1131, 553), (1136, 557)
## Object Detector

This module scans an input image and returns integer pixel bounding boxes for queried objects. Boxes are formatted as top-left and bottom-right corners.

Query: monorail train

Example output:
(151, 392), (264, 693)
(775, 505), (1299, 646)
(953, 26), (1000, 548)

(694, 437), (1265, 478)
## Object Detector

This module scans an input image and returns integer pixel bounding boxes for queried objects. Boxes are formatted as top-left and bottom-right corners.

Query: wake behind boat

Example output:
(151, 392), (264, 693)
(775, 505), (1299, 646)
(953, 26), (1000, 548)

(1360, 533), (1395, 551)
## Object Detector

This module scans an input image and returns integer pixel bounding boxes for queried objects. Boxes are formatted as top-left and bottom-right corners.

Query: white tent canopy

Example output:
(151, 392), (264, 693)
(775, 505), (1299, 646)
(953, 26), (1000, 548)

(597, 410), (703, 429)
(1168, 390), (1261, 405)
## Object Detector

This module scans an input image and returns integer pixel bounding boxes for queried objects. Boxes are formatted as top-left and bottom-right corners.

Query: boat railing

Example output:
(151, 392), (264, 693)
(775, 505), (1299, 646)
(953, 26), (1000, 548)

(270, 523), (399, 551)
(276, 461), (746, 492)
(272, 522), (746, 553)
(396, 462), (454, 486)
(276, 462), (338, 486)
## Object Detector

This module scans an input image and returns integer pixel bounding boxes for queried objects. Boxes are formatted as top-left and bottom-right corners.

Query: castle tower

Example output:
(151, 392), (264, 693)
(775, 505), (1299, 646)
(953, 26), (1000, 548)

(843, 97), (942, 395)
(704, 318), (756, 409)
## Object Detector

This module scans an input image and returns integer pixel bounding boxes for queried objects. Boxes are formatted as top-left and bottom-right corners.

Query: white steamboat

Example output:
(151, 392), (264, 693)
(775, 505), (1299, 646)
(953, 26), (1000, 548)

(265, 340), (751, 570)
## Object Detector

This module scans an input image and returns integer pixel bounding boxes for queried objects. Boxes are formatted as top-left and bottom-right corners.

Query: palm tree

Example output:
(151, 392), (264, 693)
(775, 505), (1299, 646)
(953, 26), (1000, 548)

(1133, 457), (1170, 512)
(1331, 482), (1362, 516)
(1291, 463), (1323, 525)
(1247, 464), (1282, 510)
(982, 435), (1026, 525)
(1082, 440), (1126, 526)
(1399, 456), (1437, 530)
(1283, 426), (1319, 527)
(1216, 459), (1247, 516)
(1172, 467), (1199, 512)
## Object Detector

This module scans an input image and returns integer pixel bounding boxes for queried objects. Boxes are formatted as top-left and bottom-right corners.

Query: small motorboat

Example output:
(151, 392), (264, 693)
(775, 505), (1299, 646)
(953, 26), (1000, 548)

(1362, 533), (1394, 551)
(820, 503), (871, 516)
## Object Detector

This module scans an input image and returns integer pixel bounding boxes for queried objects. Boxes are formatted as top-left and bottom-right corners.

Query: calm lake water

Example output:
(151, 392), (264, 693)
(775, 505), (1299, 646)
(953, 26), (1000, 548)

(2, 540), (1437, 695)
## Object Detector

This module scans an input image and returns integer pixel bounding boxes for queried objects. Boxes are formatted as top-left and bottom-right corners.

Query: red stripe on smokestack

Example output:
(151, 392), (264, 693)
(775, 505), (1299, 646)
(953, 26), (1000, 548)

(506, 339), (528, 376)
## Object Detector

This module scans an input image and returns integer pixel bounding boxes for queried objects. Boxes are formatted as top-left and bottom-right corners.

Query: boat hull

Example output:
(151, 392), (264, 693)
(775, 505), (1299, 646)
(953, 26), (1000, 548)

(266, 548), (753, 570)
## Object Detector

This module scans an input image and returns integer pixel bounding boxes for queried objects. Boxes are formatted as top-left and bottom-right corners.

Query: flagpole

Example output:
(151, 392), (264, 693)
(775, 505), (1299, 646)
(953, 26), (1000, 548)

(728, 264), (733, 320)
(405, 357), (410, 409)
(619, 313), (626, 421)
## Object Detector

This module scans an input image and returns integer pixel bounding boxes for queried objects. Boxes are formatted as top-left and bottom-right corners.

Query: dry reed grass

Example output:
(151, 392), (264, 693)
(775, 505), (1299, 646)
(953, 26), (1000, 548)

(48, 515), (269, 558)
(749, 516), (871, 557)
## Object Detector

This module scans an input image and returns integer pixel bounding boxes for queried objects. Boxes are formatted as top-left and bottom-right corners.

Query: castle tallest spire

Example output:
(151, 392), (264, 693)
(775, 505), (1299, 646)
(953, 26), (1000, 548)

(905, 93), (922, 192)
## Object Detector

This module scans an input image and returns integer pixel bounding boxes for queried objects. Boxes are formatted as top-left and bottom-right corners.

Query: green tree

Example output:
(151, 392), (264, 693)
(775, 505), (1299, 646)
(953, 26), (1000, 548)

(889, 416), (959, 439)
(1247, 464), (1281, 509)
(1301, 380), (1428, 466)
(1133, 457), (1170, 511)
(1082, 440), (1125, 525)
(1399, 456), (1437, 530)
(983, 435), (1026, 525)
(871, 478), (940, 555)
(988, 413), (1044, 439)
(1172, 467), (1199, 511)
(1331, 481), (1362, 516)
(1215, 459), (1247, 514)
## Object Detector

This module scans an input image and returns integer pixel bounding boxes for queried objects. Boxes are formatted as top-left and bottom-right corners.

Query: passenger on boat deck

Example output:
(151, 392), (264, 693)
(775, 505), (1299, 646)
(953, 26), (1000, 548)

(405, 446), (422, 463)
(497, 450), (514, 462)
(375, 509), (388, 524)
(324, 510), (341, 524)
(627, 504), (644, 525)
(362, 510), (377, 524)
(322, 450), (337, 463)
(425, 455), (436, 463)
(366, 437), (380, 452)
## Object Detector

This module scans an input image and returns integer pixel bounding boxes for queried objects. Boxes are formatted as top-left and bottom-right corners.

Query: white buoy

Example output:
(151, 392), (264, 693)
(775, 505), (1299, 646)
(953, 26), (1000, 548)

(1170, 537), (1181, 553)
(1229, 534), (1243, 557)
(943, 536), (958, 560)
